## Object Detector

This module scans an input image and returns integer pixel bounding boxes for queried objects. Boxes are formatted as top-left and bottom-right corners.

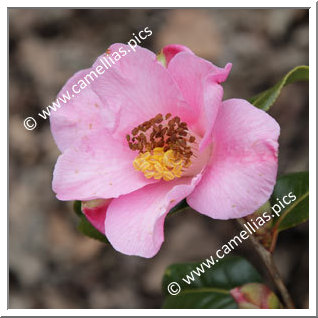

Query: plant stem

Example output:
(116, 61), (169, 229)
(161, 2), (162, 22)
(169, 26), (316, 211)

(269, 228), (279, 253)
(236, 218), (295, 309)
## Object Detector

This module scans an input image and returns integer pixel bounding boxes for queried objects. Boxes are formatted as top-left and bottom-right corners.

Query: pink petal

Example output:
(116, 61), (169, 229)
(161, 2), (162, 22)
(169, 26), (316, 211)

(161, 44), (194, 66)
(167, 52), (231, 150)
(82, 199), (111, 234)
(50, 69), (116, 152)
(105, 175), (202, 258)
(52, 130), (157, 201)
(199, 78), (224, 151)
(90, 44), (194, 140)
(187, 99), (280, 219)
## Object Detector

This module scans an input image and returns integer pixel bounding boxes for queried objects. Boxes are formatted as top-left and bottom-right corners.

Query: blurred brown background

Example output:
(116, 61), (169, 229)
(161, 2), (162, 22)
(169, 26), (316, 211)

(9, 9), (309, 309)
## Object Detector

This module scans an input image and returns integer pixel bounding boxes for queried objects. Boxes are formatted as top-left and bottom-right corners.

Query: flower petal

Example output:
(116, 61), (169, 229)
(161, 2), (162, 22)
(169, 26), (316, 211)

(50, 69), (117, 152)
(199, 78), (224, 151)
(161, 44), (194, 66)
(90, 44), (194, 140)
(105, 174), (202, 258)
(52, 130), (157, 201)
(167, 52), (231, 149)
(187, 99), (280, 219)
(82, 199), (111, 234)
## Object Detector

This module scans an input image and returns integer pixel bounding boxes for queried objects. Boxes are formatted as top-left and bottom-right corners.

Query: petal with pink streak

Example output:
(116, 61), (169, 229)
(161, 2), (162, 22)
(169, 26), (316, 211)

(90, 44), (194, 140)
(50, 69), (117, 153)
(161, 44), (194, 66)
(167, 52), (231, 149)
(82, 199), (111, 234)
(52, 130), (157, 201)
(105, 174), (202, 258)
(187, 99), (280, 219)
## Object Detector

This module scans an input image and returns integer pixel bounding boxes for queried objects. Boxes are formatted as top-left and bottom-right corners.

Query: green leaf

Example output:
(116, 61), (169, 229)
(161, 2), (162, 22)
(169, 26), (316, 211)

(73, 200), (82, 216)
(162, 256), (262, 308)
(249, 65), (309, 111)
(163, 290), (236, 309)
(77, 214), (109, 244)
(73, 200), (109, 244)
(270, 171), (309, 232)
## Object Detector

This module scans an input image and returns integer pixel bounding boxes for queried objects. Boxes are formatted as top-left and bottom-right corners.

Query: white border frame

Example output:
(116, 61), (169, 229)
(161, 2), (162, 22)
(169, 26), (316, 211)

(3, 1), (316, 316)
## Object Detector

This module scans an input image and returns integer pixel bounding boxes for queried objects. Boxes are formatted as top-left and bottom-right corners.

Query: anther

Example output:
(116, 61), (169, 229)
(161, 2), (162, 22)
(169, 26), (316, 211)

(132, 127), (139, 136)
(168, 119), (175, 126)
(154, 114), (163, 123)
(127, 112), (196, 181)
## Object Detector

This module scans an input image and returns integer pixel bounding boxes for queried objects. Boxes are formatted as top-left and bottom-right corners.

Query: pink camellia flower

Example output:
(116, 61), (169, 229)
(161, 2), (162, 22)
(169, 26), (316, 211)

(50, 44), (279, 258)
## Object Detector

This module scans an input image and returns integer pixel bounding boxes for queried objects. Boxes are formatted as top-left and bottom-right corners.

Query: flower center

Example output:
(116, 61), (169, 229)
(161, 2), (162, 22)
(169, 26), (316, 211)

(126, 113), (196, 181)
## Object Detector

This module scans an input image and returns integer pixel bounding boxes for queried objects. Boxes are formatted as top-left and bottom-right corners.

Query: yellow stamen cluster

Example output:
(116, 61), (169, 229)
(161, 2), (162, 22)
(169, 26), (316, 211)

(128, 113), (196, 181)
(133, 147), (191, 181)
